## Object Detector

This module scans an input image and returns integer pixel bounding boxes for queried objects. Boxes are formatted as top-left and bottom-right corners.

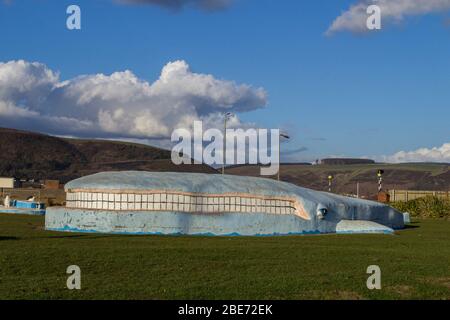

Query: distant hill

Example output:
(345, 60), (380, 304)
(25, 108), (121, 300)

(226, 163), (450, 199)
(1, 127), (449, 197)
(320, 158), (375, 165)
(0, 127), (216, 183)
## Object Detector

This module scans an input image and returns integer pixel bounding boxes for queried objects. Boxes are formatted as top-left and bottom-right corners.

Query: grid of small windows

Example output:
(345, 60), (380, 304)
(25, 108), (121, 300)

(66, 192), (297, 215)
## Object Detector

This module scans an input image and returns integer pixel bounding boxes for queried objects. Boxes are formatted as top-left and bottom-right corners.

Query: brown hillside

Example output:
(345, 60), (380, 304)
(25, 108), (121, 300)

(0, 127), (216, 183)
(226, 163), (450, 199)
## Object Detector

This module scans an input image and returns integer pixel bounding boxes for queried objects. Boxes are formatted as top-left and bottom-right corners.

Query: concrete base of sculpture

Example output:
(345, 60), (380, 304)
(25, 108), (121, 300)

(46, 207), (398, 236)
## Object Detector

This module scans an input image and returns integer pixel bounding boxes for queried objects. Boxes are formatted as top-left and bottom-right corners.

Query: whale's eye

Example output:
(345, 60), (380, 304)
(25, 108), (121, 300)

(317, 207), (328, 220)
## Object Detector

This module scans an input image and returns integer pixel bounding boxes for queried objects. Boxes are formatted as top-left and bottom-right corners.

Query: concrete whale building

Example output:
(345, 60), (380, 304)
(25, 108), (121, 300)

(45, 171), (405, 236)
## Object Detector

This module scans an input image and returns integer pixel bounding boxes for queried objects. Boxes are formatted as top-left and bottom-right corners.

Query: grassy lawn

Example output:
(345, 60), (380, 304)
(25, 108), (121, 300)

(0, 213), (449, 300)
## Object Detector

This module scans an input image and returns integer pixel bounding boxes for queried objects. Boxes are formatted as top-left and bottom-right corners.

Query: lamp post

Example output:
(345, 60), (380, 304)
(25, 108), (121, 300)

(278, 133), (290, 181)
(377, 169), (384, 193)
(328, 175), (334, 192)
(222, 112), (233, 175)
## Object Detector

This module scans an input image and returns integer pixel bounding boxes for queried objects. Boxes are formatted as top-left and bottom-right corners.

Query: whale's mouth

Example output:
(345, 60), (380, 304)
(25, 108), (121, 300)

(65, 189), (311, 220)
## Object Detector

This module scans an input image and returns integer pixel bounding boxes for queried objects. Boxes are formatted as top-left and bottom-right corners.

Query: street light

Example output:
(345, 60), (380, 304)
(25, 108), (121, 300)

(377, 169), (384, 193)
(222, 112), (233, 174)
(328, 175), (334, 192)
(278, 133), (290, 181)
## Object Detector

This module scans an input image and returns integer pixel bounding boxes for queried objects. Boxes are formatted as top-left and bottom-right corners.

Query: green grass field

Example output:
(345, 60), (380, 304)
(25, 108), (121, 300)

(0, 213), (449, 300)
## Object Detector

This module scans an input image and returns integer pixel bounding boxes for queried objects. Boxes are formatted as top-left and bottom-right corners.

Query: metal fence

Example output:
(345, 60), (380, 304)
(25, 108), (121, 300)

(389, 190), (450, 202)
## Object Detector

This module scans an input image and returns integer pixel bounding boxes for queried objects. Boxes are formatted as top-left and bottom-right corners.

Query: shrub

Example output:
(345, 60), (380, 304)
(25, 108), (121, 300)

(391, 196), (450, 219)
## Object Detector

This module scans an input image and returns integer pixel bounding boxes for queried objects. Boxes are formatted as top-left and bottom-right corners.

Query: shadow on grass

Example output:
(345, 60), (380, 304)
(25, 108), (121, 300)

(44, 233), (153, 240)
(0, 236), (20, 241)
(403, 224), (420, 230)
(46, 234), (112, 240)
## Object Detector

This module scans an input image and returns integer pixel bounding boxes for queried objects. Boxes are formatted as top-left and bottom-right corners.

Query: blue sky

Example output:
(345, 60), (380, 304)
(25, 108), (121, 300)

(0, 0), (449, 162)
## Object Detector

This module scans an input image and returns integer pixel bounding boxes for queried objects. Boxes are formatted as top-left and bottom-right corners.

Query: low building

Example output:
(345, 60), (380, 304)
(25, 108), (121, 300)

(320, 158), (375, 165)
(44, 180), (61, 190)
(0, 177), (18, 189)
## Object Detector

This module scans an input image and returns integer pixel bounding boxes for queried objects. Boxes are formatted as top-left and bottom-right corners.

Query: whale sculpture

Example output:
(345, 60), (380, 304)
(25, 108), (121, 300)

(45, 171), (404, 236)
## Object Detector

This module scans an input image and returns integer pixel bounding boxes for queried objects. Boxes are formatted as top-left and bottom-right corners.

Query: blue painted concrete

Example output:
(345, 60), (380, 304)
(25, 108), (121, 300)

(46, 208), (396, 236)
(13, 200), (45, 209)
(0, 207), (46, 216)
(46, 171), (405, 236)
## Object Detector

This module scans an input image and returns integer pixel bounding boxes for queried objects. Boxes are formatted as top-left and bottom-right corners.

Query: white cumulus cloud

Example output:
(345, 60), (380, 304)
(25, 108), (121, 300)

(0, 60), (267, 145)
(327, 0), (450, 35)
(381, 143), (450, 163)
